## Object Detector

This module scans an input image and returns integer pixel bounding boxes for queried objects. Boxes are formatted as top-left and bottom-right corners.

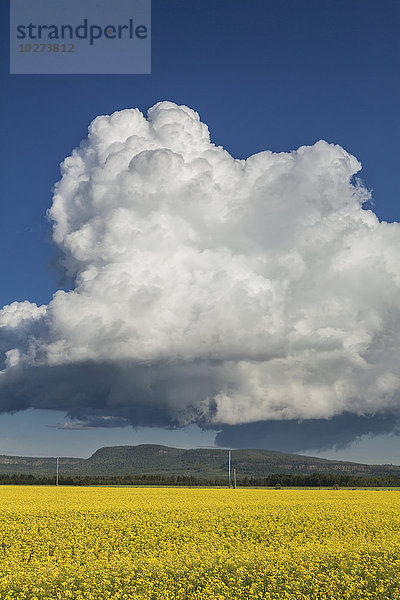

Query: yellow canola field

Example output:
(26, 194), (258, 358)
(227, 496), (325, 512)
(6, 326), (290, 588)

(0, 487), (399, 600)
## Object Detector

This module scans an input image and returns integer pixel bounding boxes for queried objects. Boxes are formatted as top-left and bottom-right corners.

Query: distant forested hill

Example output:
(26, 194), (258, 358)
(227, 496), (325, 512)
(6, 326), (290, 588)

(0, 444), (399, 480)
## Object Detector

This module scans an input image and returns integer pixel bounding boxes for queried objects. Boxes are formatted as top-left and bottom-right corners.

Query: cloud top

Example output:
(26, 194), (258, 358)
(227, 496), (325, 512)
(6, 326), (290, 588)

(1, 101), (400, 442)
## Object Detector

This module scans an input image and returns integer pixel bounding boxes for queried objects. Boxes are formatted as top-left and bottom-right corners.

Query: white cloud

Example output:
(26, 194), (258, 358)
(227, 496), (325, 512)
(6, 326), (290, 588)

(1, 101), (400, 431)
(0, 301), (45, 329)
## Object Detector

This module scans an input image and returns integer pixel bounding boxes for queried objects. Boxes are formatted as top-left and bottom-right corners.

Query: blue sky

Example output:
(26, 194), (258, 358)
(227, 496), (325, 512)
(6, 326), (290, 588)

(1, 0), (400, 461)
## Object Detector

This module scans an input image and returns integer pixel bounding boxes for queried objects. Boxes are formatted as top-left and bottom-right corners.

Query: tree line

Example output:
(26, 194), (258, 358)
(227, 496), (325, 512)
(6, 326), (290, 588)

(1, 472), (400, 487)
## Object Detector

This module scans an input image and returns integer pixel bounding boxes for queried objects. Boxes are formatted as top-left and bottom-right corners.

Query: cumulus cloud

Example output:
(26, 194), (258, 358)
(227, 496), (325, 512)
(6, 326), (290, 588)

(1, 101), (400, 450)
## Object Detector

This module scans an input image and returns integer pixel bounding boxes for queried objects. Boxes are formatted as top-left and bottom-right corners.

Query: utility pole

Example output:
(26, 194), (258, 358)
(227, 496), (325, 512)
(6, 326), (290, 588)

(228, 450), (231, 487)
(233, 468), (237, 489)
(56, 457), (59, 487)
